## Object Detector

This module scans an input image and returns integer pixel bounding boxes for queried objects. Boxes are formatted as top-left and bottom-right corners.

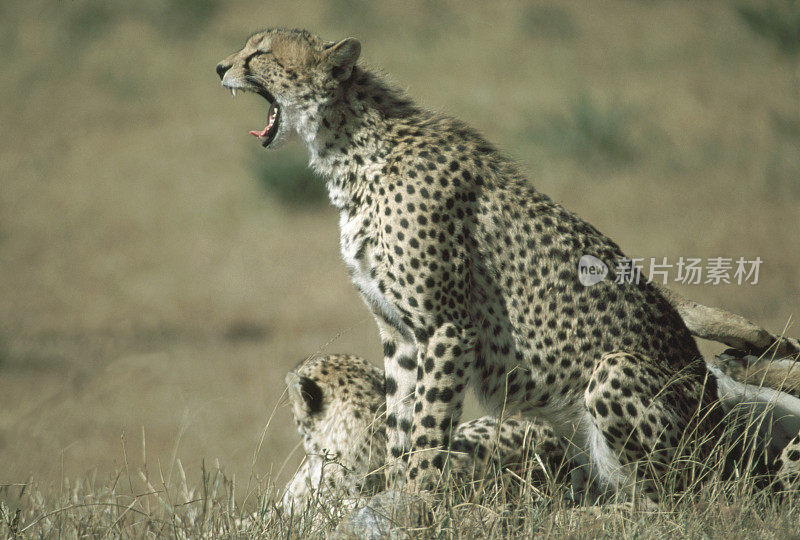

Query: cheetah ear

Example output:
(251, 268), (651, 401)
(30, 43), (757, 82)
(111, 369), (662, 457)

(296, 376), (324, 415)
(322, 37), (360, 81)
(286, 372), (324, 416)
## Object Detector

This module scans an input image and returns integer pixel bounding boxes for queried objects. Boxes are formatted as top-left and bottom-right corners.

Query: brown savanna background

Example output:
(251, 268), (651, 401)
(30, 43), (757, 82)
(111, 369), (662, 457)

(1, 0), (798, 501)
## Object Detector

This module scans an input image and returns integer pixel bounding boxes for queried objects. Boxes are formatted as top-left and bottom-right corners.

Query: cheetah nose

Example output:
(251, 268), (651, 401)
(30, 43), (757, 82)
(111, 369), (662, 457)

(216, 62), (231, 80)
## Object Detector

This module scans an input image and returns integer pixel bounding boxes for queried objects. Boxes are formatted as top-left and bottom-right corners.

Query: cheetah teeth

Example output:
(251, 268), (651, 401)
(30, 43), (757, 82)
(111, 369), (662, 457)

(230, 88), (237, 98)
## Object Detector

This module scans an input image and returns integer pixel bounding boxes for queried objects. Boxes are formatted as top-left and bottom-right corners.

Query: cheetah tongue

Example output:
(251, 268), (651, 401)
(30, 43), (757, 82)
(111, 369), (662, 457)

(249, 103), (279, 142)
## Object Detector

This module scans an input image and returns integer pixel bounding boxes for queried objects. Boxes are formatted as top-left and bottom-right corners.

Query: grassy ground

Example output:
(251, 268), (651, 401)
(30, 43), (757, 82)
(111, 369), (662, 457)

(1, 0), (799, 536)
(4, 425), (800, 538)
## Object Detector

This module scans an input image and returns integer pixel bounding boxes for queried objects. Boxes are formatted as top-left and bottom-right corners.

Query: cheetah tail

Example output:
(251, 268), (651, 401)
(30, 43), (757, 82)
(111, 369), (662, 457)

(707, 364), (800, 460)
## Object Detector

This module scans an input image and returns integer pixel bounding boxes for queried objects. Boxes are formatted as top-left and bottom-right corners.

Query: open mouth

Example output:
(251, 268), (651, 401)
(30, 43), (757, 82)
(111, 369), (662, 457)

(224, 82), (281, 147)
(241, 87), (280, 147)
(249, 100), (281, 147)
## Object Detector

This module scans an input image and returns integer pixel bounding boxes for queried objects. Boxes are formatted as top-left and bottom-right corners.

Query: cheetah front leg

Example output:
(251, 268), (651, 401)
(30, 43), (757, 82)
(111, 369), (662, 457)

(377, 319), (419, 488)
(406, 322), (476, 490)
(279, 457), (321, 515)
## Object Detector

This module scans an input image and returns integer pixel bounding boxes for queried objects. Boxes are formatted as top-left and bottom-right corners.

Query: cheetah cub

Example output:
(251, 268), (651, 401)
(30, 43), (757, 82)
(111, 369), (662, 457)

(279, 354), (565, 516)
(711, 348), (800, 490)
(218, 29), (799, 501)
(713, 348), (800, 399)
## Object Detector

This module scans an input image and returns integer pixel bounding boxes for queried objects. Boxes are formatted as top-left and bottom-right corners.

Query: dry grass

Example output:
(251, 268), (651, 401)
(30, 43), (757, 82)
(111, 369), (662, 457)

(1, 0), (799, 536)
(4, 414), (800, 538)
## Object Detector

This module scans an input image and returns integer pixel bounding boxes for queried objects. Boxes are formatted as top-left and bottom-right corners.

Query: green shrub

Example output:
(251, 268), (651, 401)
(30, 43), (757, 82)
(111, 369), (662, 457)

(736, 1), (800, 56)
(526, 94), (636, 167)
(252, 148), (328, 206)
(160, 0), (219, 37)
(569, 95), (634, 162)
(59, 0), (220, 45)
(65, 2), (114, 45)
(326, 0), (377, 33)
(520, 4), (578, 40)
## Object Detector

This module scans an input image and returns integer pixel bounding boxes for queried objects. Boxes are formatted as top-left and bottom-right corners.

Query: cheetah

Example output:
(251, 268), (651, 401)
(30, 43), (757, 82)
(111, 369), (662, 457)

(713, 348), (800, 398)
(216, 29), (800, 502)
(279, 352), (800, 514)
(712, 347), (800, 490)
(279, 354), (565, 517)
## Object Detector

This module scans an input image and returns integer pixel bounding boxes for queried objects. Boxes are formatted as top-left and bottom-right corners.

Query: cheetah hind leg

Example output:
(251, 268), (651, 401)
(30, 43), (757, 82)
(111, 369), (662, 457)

(583, 351), (723, 505)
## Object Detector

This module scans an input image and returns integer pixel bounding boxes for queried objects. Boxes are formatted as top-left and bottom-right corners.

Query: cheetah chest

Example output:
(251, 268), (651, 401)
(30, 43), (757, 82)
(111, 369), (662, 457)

(339, 209), (410, 338)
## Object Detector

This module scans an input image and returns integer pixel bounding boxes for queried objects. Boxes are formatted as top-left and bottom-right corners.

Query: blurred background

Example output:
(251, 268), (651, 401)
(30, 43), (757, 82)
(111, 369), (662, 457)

(1, 0), (798, 494)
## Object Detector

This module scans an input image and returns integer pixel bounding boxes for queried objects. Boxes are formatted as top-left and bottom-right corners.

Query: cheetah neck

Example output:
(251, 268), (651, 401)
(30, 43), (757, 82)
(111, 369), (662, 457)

(296, 68), (423, 210)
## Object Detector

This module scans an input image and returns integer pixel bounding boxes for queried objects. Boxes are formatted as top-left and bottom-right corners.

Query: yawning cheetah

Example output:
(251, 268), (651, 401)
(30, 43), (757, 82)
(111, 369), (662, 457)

(217, 28), (799, 501)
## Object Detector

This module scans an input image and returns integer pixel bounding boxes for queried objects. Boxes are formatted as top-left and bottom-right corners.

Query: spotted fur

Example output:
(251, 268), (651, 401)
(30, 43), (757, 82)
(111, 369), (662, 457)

(217, 29), (798, 501)
(713, 348), (800, 491)
(280, 354), (565, 515)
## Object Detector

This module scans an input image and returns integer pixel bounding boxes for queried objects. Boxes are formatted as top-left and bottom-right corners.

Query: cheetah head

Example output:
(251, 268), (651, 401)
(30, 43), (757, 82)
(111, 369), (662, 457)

(216, 28), (360, 149)
(285, 354), (385, 455)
